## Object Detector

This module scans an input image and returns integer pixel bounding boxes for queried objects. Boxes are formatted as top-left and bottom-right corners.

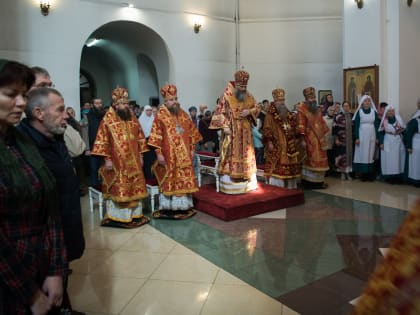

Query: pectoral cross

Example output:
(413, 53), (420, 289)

(176, 123), (184, 134)
(283, 122), (291, 131)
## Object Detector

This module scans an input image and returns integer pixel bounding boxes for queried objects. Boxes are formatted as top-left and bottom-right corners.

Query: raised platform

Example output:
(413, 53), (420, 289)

(193, 183), (305, 221)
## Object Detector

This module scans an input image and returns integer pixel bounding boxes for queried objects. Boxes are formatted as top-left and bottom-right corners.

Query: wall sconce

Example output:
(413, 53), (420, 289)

(355, 0), (363, 9)
(193, 23), (202, 34)
(407, 0), (413, 6)
(40, 1), (51, 16)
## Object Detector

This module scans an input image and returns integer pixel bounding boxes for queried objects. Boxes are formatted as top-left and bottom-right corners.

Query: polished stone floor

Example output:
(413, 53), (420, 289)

(69, 177), (419, 315)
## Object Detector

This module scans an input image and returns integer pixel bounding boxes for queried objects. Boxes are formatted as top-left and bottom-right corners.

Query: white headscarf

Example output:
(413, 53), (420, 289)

(378, 105), (406, 132)
(352, 95), (376, 120)
(411, 98), (420, 120)
(138, 105), (154, 137)
(412, 110), (420, 120)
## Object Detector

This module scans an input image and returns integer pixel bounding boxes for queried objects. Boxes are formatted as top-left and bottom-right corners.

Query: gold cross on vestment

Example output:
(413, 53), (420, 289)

(282, 122), (291, 131)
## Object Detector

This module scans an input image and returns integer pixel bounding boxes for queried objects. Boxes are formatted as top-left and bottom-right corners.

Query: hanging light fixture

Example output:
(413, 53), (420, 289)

(355, 0), (363, 9)
(40, 1), (51, 16)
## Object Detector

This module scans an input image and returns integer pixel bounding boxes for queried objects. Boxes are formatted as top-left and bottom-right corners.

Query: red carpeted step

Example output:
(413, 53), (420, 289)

(193, 183), (304, 221)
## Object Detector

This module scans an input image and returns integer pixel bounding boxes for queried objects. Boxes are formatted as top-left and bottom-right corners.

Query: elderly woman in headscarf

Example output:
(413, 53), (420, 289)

(378, 105), (406, 184)
(138, 105), (156, 179)
(352, 95), (380, 181)
(404, 98), (420, 187)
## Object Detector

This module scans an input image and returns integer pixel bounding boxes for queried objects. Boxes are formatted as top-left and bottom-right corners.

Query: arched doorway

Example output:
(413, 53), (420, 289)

(79, 20), (171, 107)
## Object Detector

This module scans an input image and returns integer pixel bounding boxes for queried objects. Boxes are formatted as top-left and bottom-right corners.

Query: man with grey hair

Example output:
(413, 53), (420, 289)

(18, 87), (85, 315)
(209, 70), (259, 194)
(262, 88), (301, 189)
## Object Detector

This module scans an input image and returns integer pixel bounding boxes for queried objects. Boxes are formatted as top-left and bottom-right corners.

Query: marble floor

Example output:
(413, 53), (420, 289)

(69, 177), (419, 315)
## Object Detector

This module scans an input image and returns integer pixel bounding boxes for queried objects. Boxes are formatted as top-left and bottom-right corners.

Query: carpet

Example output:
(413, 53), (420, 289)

(193, 183), (305, 221)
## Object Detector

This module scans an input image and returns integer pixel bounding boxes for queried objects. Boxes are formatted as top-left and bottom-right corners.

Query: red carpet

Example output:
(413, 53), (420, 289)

(193, 183), (305, 221)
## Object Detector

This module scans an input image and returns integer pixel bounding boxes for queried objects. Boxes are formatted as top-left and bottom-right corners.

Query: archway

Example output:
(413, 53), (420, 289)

(80, 20), (171, 108)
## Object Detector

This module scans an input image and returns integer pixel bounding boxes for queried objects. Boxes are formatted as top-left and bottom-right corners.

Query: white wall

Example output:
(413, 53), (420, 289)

(239, 1), (343, 107)
(343, 0), (382, 68)
(0, 0), (236, 113)
(342, 0), (420, 120)
(399, 0), (420, 121)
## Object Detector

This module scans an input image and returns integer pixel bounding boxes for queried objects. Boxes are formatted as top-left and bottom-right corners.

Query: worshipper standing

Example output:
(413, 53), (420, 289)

(31, 66), (53, 88)
(198, 104), (208, 121)
(352, 95), (380, 181)
(0, 61), (67, 315)
(92, 87), (149, 228)
(86, 98), (105, 189)
(209, 70), (258, 194)
(148, 84), (202, 219)
(188, 106), (198, 127)
(404, 98), (420, 187)
(152, 105), (158, 117)
(320, 93), (334, 116)
(296, 86), (329, 189)
(198, 109), (219, 153)
(188, 105), (200, 176)
(262, 88), (301, 189)
(258, 99), (269, 130)
(65, 106), (88, 195)
(333, 101), (353, 180)
(138, 105), (156, 179)
(19, 86), (86, 314)
(378, 105), (406, 184)
(252, 124), (264, 165)
(323, 105), (336, 176)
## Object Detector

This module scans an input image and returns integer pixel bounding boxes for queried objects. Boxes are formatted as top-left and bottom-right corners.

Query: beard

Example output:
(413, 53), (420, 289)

(116, 108), (132, 121)
(235, 89), (246, 102)
(93, 106), (105, 117)
(168, 103), (180, 115)
(44, 119), (66, 135)
(276, 104), (289, 119)
(306, 101), (318, 114)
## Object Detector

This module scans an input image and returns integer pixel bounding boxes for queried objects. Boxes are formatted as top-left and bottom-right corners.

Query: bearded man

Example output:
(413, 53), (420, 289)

(296, 86), (329, 189)
(148, 84), (202, 219)
(210, 70), (258, 194)
(92, 87), (149, 228)
(262, 88), (301, 189)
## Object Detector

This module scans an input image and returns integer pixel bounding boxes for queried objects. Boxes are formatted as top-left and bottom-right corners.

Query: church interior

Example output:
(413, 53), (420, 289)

(1, 0), (420, 314)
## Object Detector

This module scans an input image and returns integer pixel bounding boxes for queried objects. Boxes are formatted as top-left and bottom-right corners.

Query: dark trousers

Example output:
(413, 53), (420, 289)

(89, 155), (103, 187)
(255, 147), (264, 165)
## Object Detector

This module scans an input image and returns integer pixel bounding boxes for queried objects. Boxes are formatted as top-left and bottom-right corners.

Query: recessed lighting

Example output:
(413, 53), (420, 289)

(128, 3), (134, 8)
(85, 38), (100, 47)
